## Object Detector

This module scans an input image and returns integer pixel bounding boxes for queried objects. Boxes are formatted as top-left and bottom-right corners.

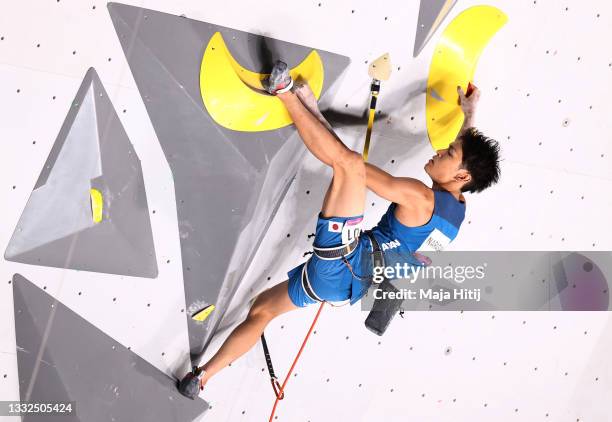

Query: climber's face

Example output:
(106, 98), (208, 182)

(424, 138), (470, 186)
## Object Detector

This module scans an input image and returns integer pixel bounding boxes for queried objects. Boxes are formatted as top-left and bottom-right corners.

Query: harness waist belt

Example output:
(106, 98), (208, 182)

(312, 236), (360, 259)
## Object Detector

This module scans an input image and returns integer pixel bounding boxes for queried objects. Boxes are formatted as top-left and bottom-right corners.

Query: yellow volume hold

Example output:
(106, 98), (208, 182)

(426, 6), (508, 151)
(192, 304), (215, 322)
(200, 32), (325, 132)
(89, 188), (103, 223)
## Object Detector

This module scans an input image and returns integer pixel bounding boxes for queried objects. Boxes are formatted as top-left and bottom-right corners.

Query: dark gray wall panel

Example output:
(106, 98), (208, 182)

(413, 0), (457, 57)
(12, 273), (208, 421)
(4, 68), (158, 278)
(108, 2), (350, 358)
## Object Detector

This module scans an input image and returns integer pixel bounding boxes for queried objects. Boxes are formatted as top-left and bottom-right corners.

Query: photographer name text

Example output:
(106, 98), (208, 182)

(373, 287), (482, 302)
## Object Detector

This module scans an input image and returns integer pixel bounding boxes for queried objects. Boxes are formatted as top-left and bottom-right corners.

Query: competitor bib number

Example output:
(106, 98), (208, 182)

(416, 228), (451, 252)
(341, 217), (363, 244)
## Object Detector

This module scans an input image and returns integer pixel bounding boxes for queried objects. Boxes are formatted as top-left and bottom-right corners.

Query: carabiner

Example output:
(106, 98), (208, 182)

(271, 377), (284, 400)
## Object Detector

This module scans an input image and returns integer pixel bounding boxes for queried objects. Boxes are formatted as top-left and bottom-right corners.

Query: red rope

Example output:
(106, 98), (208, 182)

(268, 301), (326, 422)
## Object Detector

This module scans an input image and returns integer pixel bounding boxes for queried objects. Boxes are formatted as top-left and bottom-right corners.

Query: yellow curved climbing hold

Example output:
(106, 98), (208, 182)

(200, 32), (325, 132)
(192, 304), (215, 322)
(89, 188), (103, 223)
(426, 6), (507, 151)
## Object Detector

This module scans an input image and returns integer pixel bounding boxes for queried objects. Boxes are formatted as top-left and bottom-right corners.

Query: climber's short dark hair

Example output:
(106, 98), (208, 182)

(460, 127), (501, 193)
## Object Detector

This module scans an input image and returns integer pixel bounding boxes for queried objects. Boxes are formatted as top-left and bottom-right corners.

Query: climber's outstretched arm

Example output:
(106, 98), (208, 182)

(365, 163), (430, 205)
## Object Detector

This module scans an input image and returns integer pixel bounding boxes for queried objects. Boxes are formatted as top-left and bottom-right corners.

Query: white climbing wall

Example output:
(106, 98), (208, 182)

(1, 0), (612, 421)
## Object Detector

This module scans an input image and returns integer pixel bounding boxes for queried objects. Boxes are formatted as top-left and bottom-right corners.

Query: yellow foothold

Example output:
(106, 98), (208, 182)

(426, 6), (508, 151)
(90, 188), (103, 223)
(200, 32), (325, 132)
(192, 304), (215, 322)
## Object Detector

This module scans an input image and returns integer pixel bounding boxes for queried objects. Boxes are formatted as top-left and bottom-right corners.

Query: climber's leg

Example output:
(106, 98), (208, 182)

(277, 90), (353, 169)
(198, 280), (297, 387)
(276, 86), (366, 218)
(265, 60), (366, 218)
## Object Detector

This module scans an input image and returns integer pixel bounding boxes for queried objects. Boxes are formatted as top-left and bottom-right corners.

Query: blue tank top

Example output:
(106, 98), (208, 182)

(348, 189), (466, 304)
(370, 189), (466, 256)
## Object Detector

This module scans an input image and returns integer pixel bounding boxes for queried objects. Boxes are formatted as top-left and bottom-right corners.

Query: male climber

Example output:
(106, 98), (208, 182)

(190, 61), (500, 390)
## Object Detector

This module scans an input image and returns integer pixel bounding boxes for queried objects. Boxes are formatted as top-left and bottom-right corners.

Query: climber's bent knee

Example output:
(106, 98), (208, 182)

(331, 150), (365, 175)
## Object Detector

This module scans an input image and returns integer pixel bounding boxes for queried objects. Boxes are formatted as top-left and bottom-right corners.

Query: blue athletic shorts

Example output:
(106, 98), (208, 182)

(287, 213), (371, 307)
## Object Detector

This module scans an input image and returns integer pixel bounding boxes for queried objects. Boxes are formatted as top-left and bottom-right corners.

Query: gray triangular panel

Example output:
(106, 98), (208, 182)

(413, 0), (457, 57)
(12, 274), (208, 421)
(4, 68), (158, 278)
(107, 2), (350, 357)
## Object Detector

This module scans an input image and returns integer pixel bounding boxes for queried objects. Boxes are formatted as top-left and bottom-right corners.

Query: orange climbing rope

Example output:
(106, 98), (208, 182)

(267, 71), (382, 421)
(268, 301), (325, 422)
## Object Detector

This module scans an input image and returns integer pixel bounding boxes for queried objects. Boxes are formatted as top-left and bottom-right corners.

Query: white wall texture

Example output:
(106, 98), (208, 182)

(1, 0), (611, 421)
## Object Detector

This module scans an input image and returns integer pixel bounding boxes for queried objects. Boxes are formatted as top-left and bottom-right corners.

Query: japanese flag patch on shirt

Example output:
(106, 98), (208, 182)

(328, 221), (343, 233)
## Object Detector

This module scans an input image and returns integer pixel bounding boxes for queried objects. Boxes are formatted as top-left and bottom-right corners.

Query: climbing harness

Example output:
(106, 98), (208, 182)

(298, 234), (363, 307)
(312, 235), (360, 260)
(264, 229), (403, 419)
